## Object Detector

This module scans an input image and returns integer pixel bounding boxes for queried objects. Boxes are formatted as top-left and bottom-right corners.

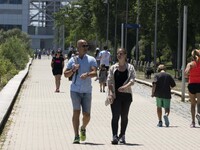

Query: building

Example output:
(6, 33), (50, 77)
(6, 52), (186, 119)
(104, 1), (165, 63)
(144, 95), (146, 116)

(0, 0), (76, 50)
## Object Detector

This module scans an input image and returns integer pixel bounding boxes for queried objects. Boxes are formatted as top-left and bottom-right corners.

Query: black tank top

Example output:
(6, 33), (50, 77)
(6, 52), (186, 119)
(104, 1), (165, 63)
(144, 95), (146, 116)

(114, 69), (128, 91)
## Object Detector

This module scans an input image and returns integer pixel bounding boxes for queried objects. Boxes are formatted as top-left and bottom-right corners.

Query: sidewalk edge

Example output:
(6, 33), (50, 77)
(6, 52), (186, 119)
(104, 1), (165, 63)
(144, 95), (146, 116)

(135, 78), (189, 98)
(0, 58), (33, 134)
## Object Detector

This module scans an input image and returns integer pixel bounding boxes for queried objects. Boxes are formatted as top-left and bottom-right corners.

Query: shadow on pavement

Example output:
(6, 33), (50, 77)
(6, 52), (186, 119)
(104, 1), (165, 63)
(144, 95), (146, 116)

(167, 126), (179, 128)
(122, 143), (143, 147)
(82, 142), (105, 145)
(82, 142), (143, 147)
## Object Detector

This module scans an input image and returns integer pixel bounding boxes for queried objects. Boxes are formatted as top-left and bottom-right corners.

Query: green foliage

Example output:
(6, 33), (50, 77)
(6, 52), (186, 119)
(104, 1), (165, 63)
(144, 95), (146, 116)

(54, 0), (200, 67)
(0, 28), (31, 90)
(0, 36), (29, 70)
(0, 55), (18, 89)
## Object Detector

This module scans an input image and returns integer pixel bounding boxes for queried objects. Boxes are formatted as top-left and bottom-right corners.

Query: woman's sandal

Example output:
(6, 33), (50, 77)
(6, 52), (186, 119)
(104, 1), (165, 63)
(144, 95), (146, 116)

(190, 122), (195, 128)
(196, 114), (200, 125)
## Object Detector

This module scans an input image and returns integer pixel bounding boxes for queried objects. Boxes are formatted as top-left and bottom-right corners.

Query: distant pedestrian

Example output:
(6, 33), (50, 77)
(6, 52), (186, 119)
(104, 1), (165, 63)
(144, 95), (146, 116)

(94, 47), (101, 81)
(67, 46), (75, 60)
(51, 49), (64, 92)
(99, 64), (107, 92)
(95, 47), (101, 69)
(185, 49), (200, 127)
(151, 64), (176, 127)
(51, 50), (55, 57)
(46, 49), (50, 59)
(64, 39), (97, 144)
(38, 50), (42, 59)
(99, 45), (111, 71)
(107, 48), (136, 144)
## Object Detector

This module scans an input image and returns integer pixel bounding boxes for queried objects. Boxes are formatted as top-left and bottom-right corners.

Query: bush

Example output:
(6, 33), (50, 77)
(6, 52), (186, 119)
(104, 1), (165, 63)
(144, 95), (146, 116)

(0, 56), (18, 89)
(0, 29), (31, 90)
(0, 36), (29, 70)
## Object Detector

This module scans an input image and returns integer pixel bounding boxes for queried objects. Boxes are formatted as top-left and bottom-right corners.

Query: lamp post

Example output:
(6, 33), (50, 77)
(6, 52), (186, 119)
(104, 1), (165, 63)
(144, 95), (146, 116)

(181, 6), (188, 102)
(114, 0), (118, 63)
(104, 0), (109, 46)
(136, 0), (140, 66)
(154, 0), (158, 72)
(125, 0), (128, 50)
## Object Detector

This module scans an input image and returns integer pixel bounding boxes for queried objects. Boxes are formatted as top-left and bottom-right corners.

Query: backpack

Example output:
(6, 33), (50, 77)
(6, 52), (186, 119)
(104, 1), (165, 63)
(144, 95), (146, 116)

(68, 56), (78, 81)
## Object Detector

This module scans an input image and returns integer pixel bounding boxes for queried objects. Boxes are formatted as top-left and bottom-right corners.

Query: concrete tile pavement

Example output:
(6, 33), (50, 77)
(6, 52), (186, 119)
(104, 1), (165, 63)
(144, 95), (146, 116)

(0, 57), (200, 150)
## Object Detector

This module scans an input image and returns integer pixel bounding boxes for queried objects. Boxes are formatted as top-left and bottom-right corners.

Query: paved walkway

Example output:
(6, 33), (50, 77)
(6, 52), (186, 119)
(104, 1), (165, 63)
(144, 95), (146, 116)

(0, 57), (200, 150)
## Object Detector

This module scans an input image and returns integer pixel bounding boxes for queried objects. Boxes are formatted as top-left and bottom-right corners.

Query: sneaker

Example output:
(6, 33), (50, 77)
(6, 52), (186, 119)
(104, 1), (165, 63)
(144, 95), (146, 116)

(157, 121), (163, 127)
(190, 122), (195, 128)
(73, 136), (80, 144)
(196, 113), (200, 125)
(119, 135), (126, 144)
(80, 128), (86, 141)
(111, 135), (118, 145)
(163, 115), (169, 127)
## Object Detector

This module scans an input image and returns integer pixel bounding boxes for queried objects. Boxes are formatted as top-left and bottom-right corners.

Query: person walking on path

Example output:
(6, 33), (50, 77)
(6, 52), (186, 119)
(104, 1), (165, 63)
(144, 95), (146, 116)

(185, 49), (200, 127)
(94, 47), (101, 81)
(99, 64), (107, 92)
(107, 48), (136, 144)
(151, 64), (176, 127)
(64, 39), (97, 144)
(51, 49), (64, 92)
(94, 47), (101, 69)
(99, 45), (111, 71)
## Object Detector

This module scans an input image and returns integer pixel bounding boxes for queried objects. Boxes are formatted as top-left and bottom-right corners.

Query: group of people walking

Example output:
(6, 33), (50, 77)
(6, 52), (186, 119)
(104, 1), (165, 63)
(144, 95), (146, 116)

(50, 39), (200, 145)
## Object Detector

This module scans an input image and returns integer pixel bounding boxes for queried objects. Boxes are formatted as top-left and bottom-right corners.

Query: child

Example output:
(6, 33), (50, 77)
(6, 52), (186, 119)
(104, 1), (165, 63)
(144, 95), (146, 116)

(151, 64), (176, 127)
(99, 64), (107, 92)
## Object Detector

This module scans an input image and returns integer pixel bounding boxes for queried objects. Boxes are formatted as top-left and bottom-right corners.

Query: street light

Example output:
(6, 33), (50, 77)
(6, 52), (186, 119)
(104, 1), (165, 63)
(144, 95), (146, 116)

(136, 0), (140, 67)
(104, 0), (109, 46)
(125, 0), (128, 50)
(154, 0), (158, 72)
(114, 0), (118, 63)
(181, 6), (188, 102)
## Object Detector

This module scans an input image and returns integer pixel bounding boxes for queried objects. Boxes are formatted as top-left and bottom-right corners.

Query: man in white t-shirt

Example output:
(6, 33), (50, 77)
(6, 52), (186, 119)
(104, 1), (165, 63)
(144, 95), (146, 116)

(99, 46), (111, 71)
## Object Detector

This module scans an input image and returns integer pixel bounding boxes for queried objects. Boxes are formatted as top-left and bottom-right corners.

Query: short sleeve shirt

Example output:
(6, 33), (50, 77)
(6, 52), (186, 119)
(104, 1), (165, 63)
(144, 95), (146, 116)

(52, 56), (64, 70)
(153, 72), (176, 99)
(66, 54), (97, 93)
(99, 50), (111, 67)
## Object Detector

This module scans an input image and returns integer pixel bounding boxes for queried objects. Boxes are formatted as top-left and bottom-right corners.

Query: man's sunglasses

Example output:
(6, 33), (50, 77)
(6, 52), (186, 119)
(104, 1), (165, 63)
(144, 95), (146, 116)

(82, 45), (89, 48)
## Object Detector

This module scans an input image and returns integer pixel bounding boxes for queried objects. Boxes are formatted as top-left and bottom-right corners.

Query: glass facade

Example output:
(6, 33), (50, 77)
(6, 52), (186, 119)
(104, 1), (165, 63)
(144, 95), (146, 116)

(0, 25), (22, 31)
(0, 0), (22, 4)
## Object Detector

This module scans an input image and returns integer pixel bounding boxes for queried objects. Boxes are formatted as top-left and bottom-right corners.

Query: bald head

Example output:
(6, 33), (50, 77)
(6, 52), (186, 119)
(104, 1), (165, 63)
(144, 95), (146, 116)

(77, 39), (87, 48)
(76, 39), (88, 57)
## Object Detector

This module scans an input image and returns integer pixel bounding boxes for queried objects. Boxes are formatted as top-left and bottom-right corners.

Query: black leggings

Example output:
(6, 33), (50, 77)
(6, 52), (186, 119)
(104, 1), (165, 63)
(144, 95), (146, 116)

(111, 92), (132, 136)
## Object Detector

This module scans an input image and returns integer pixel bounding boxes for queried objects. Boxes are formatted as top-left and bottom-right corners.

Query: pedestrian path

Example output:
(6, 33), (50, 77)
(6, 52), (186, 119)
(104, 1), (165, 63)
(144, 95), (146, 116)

(0, 57), (199, 150)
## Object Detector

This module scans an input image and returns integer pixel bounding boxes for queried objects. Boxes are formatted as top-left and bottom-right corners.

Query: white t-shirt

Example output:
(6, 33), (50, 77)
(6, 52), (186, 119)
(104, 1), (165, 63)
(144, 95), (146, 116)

(99, 50), (111, 67)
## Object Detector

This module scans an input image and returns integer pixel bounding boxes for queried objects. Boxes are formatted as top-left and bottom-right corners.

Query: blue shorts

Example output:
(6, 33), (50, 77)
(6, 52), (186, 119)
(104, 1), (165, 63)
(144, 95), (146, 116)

(70, 91), (92, 113)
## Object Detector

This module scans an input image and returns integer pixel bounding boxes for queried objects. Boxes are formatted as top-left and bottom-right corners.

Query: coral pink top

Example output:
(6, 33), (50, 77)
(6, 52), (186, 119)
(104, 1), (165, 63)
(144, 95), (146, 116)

(189, 60), (200, 83)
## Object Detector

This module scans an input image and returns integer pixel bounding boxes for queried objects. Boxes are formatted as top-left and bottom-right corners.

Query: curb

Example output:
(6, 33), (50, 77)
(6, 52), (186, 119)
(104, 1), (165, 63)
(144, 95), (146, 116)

(135, 78), (189, 98)
(0, 58), (33, 134)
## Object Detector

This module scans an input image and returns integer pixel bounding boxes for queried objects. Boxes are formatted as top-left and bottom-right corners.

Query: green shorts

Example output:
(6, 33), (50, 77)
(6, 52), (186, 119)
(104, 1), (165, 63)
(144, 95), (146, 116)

(156, 98), (171, 108)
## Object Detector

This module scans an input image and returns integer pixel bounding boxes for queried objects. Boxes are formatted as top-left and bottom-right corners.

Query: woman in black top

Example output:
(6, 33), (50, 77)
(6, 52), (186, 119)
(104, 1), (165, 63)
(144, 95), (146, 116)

(107, 48), (136, 144)
(51, 50), (64, 92)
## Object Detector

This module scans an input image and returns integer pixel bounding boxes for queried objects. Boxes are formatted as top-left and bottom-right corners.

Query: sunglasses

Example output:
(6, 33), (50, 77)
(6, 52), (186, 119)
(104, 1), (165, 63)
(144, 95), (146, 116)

(117, 52), (125, 55)
(82, 45), (89, 48)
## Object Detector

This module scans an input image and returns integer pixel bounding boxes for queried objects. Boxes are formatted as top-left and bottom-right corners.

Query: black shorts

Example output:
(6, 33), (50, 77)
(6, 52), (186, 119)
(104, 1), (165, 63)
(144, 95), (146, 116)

(52, 69), (62, 75)
(188, 83), (200, 94)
